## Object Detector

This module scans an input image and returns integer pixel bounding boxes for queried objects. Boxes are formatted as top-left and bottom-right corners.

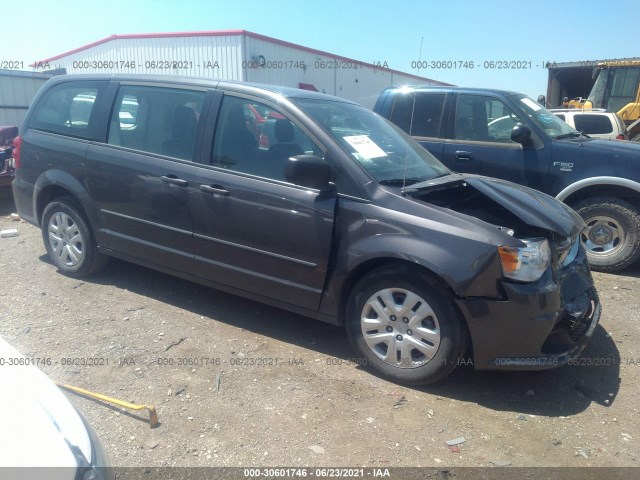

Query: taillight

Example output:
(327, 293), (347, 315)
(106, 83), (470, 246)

(615, 134), (625, 140)
(12, 136), (22, 168)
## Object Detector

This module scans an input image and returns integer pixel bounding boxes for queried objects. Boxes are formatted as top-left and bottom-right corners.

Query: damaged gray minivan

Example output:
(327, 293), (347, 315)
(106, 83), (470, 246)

(12, 75), (601, 384)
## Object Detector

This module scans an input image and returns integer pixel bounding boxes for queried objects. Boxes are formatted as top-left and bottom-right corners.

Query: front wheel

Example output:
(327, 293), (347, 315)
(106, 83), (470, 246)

(345, 265), (467, 385)
(41, 197), (109, 277)
(575, 197), (640, 272)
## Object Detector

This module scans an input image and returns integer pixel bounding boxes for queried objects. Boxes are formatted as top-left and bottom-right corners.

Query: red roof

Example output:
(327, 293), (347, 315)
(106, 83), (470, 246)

(34, 30), (450, 84)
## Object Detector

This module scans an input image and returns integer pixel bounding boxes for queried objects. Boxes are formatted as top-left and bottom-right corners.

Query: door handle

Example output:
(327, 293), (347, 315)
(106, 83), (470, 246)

(161, 175), (188, 187)
(455, 151), (474, 161)
(200, 184), (230, 196)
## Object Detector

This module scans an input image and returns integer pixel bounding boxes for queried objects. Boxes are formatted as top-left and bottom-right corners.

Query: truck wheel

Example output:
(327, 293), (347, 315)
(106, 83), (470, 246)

(575, 197), (640, 272)
(41, 197), (109, 277)
(345, 265), (467, 385)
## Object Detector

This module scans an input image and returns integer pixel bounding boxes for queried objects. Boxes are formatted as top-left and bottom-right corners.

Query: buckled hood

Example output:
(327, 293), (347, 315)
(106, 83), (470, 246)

(405, 174), (585, 238)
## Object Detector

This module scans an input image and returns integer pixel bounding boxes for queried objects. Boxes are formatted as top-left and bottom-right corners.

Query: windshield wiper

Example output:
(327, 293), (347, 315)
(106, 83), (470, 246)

(401, 173), (463, 192)
(378, 177), (427, 186)
(554, 132), (584, 140)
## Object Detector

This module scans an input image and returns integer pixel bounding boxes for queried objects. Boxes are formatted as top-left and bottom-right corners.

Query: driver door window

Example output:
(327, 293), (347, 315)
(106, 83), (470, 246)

(455, 95), (522, 143)
(211, 96), (318, 181)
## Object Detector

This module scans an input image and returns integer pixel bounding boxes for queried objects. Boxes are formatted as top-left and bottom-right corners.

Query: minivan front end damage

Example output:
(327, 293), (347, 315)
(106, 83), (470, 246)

(456, 245), (600, 370)
(405, 174), (602, 370)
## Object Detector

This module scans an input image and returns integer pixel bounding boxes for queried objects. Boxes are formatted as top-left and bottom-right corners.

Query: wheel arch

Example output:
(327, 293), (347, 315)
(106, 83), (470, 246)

(34, 170), (100, 228)
(557, 177), (640, 208)
(335, 257), (472, 350)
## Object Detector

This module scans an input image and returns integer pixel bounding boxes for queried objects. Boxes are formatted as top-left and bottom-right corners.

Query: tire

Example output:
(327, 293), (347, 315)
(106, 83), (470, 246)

(345, 265), (467, 385)
(574, 196), (640, 272)
(41, 197), (109, 277)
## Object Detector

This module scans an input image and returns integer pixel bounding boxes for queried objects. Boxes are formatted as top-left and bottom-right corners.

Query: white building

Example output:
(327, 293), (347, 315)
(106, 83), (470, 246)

(34, 30), (450, 108)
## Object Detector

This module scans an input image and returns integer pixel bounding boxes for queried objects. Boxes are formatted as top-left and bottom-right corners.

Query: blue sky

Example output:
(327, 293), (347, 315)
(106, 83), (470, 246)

(6, 0), (640, 99)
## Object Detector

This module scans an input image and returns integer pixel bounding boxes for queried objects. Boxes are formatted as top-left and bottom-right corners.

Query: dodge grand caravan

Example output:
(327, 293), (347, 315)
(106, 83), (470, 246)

(12, 75), (601, 385)
(374, 86), (640, 272)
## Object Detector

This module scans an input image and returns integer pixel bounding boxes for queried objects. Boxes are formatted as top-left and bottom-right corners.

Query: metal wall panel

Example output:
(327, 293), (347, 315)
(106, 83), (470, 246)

(0, 71), (52, 127)
(244, 37), (446, 108)
(55, 36), (244, 80)
(41, 33), (448, 108)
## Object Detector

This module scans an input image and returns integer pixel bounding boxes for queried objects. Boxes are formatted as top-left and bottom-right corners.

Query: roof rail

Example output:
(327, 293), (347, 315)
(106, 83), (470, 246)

(549, 108), (608, 113)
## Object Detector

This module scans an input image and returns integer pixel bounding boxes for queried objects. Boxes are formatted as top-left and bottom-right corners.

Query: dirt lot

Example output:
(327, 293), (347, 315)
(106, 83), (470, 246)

(1, 191), (639, 476)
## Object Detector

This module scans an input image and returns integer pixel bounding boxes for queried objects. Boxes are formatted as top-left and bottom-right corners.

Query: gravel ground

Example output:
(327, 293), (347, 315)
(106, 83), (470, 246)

(1, 191), (639, 476)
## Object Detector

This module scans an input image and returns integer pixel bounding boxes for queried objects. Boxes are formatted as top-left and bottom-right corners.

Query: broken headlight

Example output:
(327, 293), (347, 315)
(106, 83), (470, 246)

(498, 238), (551, 282)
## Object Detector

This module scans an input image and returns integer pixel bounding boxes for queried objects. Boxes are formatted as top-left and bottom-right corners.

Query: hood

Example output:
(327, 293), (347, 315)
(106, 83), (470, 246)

(405, 174), (584, 238)
(0, 337), (91, 473)
(574, 137), (640, 156)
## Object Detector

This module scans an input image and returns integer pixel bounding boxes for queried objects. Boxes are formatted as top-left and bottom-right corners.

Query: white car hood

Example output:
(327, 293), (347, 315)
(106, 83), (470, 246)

(0, 337), (92, 475)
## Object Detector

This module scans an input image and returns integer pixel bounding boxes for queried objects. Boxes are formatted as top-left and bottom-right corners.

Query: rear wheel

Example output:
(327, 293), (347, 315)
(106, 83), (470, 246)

(345, 265), (467, 385)
(575, 196), (640, 272)
(41, 197), (109, 277)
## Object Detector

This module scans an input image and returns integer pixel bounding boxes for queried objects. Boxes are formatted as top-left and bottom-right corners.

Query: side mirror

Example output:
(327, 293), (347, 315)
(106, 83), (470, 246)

(537, 95), (546, 106)
(285, 155), (334, 191)
(511, 123), (532, 145)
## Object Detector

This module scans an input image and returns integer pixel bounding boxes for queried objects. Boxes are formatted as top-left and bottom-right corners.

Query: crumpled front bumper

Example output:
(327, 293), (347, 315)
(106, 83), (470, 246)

(456, 247), (601, 370)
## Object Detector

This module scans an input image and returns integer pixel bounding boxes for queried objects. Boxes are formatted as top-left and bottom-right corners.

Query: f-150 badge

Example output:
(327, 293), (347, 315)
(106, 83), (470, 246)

(553, 162), (573, 172)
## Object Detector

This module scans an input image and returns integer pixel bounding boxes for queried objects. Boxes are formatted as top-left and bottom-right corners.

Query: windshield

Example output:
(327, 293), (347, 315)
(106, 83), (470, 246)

(292, 98), (450, 184)
(514, 94), (578, 139)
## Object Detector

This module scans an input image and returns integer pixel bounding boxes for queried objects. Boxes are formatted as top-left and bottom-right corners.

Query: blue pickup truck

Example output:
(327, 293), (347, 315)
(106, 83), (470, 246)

(374, 86), (640, 271)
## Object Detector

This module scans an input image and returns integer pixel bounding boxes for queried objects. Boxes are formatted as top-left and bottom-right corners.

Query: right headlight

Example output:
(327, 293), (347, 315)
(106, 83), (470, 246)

(498, 238), (551, 282)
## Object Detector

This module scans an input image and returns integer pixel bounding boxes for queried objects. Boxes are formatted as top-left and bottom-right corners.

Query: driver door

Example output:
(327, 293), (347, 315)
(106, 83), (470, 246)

(442, 94), (526, 184)
(190, 93), (336, 311)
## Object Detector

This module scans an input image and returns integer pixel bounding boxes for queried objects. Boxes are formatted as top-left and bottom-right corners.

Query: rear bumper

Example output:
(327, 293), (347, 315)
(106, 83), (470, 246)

(456, 248), (601, 370)
(11, 177), (37, 226)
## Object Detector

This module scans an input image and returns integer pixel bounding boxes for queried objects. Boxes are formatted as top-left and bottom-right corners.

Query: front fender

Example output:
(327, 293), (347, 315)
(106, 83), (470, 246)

(342, 233), (503, 299)
(318, 203), (506, 322)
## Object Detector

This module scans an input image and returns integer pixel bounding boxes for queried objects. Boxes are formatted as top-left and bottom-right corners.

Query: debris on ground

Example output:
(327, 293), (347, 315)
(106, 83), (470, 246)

(393, 395), (407, 408)
(445, 437), (466, 446)
(309, 445), (325, 454)
(0, 228), (18, 238)
(490, 460), (512, 466)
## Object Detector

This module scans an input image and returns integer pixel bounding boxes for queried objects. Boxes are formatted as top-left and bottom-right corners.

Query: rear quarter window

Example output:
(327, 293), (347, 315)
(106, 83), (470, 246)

(573, 114), (613, 134)
(29, 81), (107, 139)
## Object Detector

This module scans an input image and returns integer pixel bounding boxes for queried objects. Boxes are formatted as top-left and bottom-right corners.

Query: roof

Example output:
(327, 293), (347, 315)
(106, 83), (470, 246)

(382, 85), (523, 96)
(41, 73), (361, 103)
(34, 30), (451, 85)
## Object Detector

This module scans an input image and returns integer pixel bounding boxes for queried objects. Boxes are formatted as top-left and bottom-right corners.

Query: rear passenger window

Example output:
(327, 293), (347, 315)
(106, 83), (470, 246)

(108, 86), (205, 161)
(390, 93), (445, 137)
(30, 82), (106, 139)
(573, 114), (613, 134)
